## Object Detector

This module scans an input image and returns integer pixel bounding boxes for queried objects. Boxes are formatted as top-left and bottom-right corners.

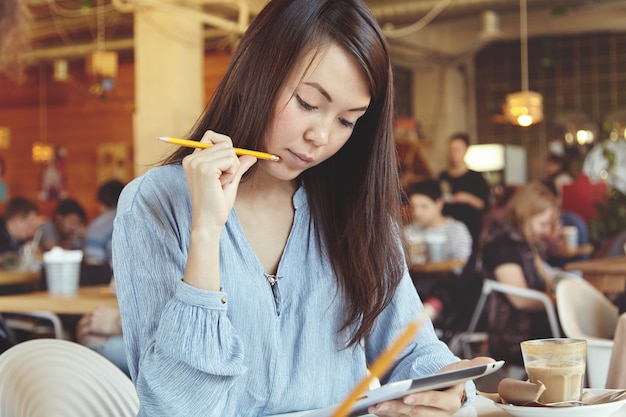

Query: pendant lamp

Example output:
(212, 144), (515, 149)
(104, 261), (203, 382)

(506, 0), (543, 127)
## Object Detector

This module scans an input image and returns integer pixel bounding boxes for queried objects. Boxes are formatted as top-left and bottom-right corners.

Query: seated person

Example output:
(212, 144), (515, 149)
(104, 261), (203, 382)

(76, 303), (128, 375)
(84, 180), (125, 267)
(540, 180), (590, 266)
(404, 179), (472, 266)
(404, 180), (474, 332)
(0, 197), (39, 263)
(480, 181), (558, 366)
(38, 198), (86, 252)
(545, 210), (590, 267)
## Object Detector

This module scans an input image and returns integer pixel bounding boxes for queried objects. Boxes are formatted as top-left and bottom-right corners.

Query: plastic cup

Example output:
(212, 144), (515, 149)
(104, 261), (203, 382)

(425, 233), (446, 263)
(404, 228), (427, 264)
(562, 226), (578, 252)
(520, 338), (586, 404)
(43, 247), (83, 296)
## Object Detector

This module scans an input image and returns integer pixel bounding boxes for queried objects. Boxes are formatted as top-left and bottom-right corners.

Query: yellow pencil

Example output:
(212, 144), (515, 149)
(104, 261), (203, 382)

(330, 304), (438, 417)
(158, 136), (281, 162)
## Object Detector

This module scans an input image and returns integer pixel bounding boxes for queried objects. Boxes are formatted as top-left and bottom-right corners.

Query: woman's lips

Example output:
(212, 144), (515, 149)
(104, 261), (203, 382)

(287, 150), (313, 167)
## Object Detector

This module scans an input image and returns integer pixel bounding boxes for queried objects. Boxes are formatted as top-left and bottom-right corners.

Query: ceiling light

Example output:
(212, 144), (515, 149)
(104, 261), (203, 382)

(505, 0), (543, 127)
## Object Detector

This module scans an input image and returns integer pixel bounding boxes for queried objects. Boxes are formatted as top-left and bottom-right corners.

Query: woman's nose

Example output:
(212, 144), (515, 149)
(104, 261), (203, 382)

(304, 123), (330, 147)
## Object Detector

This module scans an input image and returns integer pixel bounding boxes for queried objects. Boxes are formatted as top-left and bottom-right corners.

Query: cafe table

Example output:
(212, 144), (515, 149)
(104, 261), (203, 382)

(410, 259), (466, 274)
(0, 269), (41, 287)
(558, 243), (594, 258)
(0, 285), (117, 315)
(564, 255), (626, 296)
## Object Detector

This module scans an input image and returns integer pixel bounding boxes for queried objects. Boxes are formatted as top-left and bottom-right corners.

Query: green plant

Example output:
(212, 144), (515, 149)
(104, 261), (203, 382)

(589, 187), (626, 244)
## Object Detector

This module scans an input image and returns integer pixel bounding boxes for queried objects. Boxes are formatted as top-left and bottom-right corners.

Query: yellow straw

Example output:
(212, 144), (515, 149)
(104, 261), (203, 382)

(330, 306), (435, 417)
(158, 137), (280, 162)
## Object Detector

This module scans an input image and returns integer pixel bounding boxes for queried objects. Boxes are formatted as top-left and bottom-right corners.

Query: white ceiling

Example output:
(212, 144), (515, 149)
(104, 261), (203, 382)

(12, 0), (626, 61)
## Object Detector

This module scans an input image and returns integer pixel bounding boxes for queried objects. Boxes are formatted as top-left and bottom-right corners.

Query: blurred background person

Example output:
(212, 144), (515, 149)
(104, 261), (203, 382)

(439, 132), (490, 247)
(38, 198), (86, 252)
(83, 180), (125, 267)
(479, 181), (559, 367)
(0, 196), (39, 259)
(482, 185), (519, 232)
(404, 179), (472, 266)
(76, 305), (127, 375)
(0, 197), (39, 353)
(541, 181), (590, 267)
(543, 152), (574, 200)
(404, 179), (475, 338)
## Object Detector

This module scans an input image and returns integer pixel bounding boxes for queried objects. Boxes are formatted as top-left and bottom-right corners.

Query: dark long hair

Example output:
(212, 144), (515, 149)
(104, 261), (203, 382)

(163, 0), (404, 346)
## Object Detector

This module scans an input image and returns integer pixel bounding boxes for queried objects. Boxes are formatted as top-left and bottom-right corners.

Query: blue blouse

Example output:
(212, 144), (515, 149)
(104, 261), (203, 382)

(112, 164), (474, 417)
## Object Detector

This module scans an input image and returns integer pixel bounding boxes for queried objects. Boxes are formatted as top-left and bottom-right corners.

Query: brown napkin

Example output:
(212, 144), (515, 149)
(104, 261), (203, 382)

(476, 379), (544, 406)
(478, 378), (626, 407)
(495, 378), (546, 406)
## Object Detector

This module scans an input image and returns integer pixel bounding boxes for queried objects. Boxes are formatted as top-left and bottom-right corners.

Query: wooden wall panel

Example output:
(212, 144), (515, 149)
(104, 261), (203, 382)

(0, 51), (231, 221)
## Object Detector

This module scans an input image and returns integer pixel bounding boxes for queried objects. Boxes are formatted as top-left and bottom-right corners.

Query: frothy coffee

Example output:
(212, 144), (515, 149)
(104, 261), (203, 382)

(526, 359), (585, 404)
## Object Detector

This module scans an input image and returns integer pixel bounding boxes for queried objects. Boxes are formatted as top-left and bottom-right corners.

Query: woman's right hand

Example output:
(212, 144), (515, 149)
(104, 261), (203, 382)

(181, 131), (257, 291)
(182, 131), (257, 231)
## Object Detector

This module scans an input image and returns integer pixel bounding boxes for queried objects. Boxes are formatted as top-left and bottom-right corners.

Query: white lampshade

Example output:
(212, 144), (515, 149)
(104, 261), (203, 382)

(465, 144), (527, 185)
(465, 144), (506, 172)
(505, 91), (543, 127)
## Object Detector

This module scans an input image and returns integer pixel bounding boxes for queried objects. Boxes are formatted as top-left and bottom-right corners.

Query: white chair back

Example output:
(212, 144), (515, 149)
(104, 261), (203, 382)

(457, 279), (561, 359)
(0, 338), (139, 417)
(556, 277), (619, 388)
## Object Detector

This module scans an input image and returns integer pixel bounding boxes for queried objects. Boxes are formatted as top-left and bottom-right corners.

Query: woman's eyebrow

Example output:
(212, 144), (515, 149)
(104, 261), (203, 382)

(303, 81), (368, 112)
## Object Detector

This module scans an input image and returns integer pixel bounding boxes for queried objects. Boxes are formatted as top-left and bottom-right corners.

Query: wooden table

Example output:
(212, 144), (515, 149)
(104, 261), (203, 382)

(558, 243), (594, 258)
(0, 286), (117, 315)
(565, 256), (626, 295)
(410, 259), (466, 274)
(0, 269), (41, 287)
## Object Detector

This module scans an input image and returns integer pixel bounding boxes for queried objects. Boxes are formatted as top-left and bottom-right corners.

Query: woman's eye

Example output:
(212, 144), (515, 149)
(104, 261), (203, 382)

(340, 118), (355, 129)
(296, 95), (316, 111)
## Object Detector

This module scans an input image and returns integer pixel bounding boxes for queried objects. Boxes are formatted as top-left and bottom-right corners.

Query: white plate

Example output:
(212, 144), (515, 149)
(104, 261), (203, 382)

(494, 389), (626, 417)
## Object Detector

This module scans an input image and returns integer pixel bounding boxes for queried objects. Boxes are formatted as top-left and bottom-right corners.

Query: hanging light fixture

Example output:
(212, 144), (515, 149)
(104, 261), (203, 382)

(505, 0), (543, 127)
(32, 65), (54, 164)
(86, 0), (118, 84)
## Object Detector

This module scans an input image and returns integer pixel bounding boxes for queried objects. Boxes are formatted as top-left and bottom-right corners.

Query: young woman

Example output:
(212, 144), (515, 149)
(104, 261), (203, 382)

(480, 181), (559, 365)
(113, 1), (491, 416)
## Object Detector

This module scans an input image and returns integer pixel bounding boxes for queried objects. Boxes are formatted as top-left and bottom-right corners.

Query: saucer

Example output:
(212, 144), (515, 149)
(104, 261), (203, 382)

(493, 389), (626, 417)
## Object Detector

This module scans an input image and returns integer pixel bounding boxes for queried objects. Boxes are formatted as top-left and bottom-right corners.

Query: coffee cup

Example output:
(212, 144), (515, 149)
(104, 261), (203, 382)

(43, 247), (83, 296)
(425, 233), (446, 263)
(404, 228), (427, 264)
(562, 226), (578, 252)
(520, 338), (586, 404)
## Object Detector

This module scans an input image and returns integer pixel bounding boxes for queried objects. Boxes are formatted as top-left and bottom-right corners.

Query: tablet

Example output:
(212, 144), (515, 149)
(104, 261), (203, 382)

(301, 360), (504, 417)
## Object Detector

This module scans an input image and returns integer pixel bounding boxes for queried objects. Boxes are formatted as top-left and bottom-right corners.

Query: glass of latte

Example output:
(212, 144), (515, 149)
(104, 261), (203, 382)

(520, 338), (587, 404)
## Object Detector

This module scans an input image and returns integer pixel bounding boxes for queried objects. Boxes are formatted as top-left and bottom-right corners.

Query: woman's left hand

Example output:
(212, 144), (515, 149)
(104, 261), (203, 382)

(367, 357), (494, 417)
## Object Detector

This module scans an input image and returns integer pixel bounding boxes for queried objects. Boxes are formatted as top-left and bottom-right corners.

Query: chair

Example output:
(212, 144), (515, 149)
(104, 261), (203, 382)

(0, 339), (139, 417)
(556, 276), (619, 388)
(456, 279), (561, 359)
(3, 311), (64, 339)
